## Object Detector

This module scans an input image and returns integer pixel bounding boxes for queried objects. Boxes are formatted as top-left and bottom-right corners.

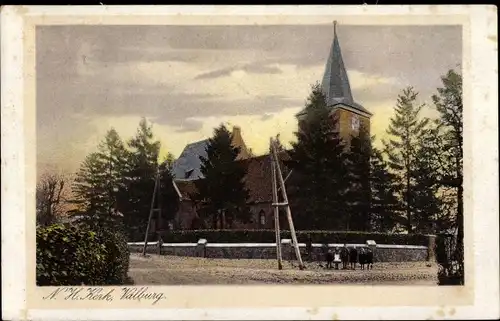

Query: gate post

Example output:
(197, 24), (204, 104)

(197, 238), (207, 258)
(427, 234), (437, 262)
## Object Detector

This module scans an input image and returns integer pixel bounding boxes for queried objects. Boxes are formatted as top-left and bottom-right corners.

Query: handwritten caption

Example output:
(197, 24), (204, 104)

(42, 287), (167, 305)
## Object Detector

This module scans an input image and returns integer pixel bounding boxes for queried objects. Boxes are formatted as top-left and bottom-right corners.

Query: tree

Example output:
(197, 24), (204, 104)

(412, 134), (443, 234)
(161, 152), (176, 172)
(122, 118), (162, 240)
(344, 128), (372, 231)
(193, 124), (251, 229)
(431, 70), (463, 230)
(383, 87), (430, 232)
(158, 159), (180, 228)
(288, 83), (349, 230)
(428, 69), (464, 283)
(270, 133), (292, 179)
(369, 146), (401, 232)
(71, 129), (129, 229)
(271, 133), (286, 154)
(36, 173), (67, 227)
(156, 152), (180, 230)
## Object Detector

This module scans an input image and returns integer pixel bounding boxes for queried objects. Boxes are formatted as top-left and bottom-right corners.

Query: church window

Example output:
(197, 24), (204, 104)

(259, 210), (266, 227)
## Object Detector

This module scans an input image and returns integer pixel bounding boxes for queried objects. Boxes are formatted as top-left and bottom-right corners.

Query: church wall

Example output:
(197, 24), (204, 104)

(335, 108), (351, 142)
(172, 201), (279, 230)
(246, 203), (275, 230)
(174, 201), (198, 229)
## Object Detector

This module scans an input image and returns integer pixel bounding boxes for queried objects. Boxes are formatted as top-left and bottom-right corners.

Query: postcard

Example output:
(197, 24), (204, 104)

(1, 5), (498, 320)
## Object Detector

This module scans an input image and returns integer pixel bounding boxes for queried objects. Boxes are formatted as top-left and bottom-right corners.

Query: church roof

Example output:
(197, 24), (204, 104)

(171, 139), (209, 180)
(170, 126), (251, 180)
(297, 22), (372, 118)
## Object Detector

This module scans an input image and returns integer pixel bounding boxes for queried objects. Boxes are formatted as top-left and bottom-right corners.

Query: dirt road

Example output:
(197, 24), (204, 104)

(128, 254), (438, 285)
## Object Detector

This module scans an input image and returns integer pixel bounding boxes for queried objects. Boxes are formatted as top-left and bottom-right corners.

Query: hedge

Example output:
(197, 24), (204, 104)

(36, 224), (108, 286)
(36, 223), (130, 286)
(94, 225), (130, 285)
(157, 229), (430, 246)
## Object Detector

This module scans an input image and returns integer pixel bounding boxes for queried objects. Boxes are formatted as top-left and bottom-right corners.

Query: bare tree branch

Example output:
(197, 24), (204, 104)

(36, 173), (68, 227)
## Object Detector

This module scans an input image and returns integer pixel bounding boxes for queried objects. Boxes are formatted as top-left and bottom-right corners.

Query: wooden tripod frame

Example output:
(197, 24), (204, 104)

(269, 138), (305, 270)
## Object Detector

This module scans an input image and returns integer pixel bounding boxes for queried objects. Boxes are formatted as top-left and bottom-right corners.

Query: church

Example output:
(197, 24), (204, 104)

(150, 22), (373, 233)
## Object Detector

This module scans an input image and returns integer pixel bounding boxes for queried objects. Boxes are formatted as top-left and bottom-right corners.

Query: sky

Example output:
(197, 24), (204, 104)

(36, 24), (462, 175)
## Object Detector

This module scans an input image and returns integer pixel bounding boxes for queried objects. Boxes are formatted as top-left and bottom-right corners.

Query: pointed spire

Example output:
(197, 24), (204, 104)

(296, 21), (373, 119)
(321, 21), (354, 106)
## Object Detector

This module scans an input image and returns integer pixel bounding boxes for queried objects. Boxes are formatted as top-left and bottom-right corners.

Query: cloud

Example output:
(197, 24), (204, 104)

(260, 113), (274, 121)
(36, 25), (461, 174)
(195, 66), (237, 80)
(173, 118), (205, 133)
(195, 62), (283, 80)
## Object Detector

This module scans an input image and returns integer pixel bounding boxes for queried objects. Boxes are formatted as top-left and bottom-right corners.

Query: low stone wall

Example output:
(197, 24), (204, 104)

(375, 244), (429, 262)
(206, 243), (278, 259)
(128, 240), (431, 262)
(128, 242), (159, 254)
(161, 243), (199, 257)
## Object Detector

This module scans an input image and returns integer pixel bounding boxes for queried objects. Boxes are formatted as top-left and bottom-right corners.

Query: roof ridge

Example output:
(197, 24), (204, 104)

(185, 139), (209, 146)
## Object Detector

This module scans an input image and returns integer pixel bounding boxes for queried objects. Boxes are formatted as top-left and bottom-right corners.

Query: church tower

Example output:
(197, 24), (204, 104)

(296, 21), (372, 142)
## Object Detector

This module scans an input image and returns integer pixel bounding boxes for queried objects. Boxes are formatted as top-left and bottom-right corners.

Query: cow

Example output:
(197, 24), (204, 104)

(365, 247), (374, 270)
(325, 247), (334, 269)
(358, 247), (367, 270)
(359, 247), (374, 270)
(341, 244), (349, 270)
(349, 246), (358, 270)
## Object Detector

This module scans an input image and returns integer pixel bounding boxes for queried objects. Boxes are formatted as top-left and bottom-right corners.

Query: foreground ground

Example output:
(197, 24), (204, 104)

(129, 254), (439, 285)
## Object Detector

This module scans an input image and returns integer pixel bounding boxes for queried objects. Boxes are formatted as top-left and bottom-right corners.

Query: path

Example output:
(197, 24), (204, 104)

(128, 254), (439, 285)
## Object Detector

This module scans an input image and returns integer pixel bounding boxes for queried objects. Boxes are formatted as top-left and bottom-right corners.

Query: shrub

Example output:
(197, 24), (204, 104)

(36, 222), (131, 286)
(94, 226), (130, 285)
(36, 223), (108, 286)
(157, 229), (429, 246)
(436, 233), (464, 285)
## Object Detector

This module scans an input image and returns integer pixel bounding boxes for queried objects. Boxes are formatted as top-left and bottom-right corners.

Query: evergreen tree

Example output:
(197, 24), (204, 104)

(122, 118), (161, 240)
(71, 128), (129, 229)
(288, 83), (349, 230)
(344, 128), (372, 231)
(412, 131), (443, 234)
(162, 152), (176, 172)
(369, 146), (401, 232)
(428, 69), (464, 283)
(430, 70), (463, 232)
(271, 133), (286, 154)
(158, 159), (180, 229)
(270, 133), (292, 179)
(383, 87), (430, 232)
(193, 124), (251, 229)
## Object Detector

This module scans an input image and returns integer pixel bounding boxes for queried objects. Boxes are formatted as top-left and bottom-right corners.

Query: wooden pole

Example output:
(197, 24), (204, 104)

(271, 139), (304, 270)
(277, 169), (293, 194)
(270, 140), (283, 270)
(142, 170), (160, 256)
